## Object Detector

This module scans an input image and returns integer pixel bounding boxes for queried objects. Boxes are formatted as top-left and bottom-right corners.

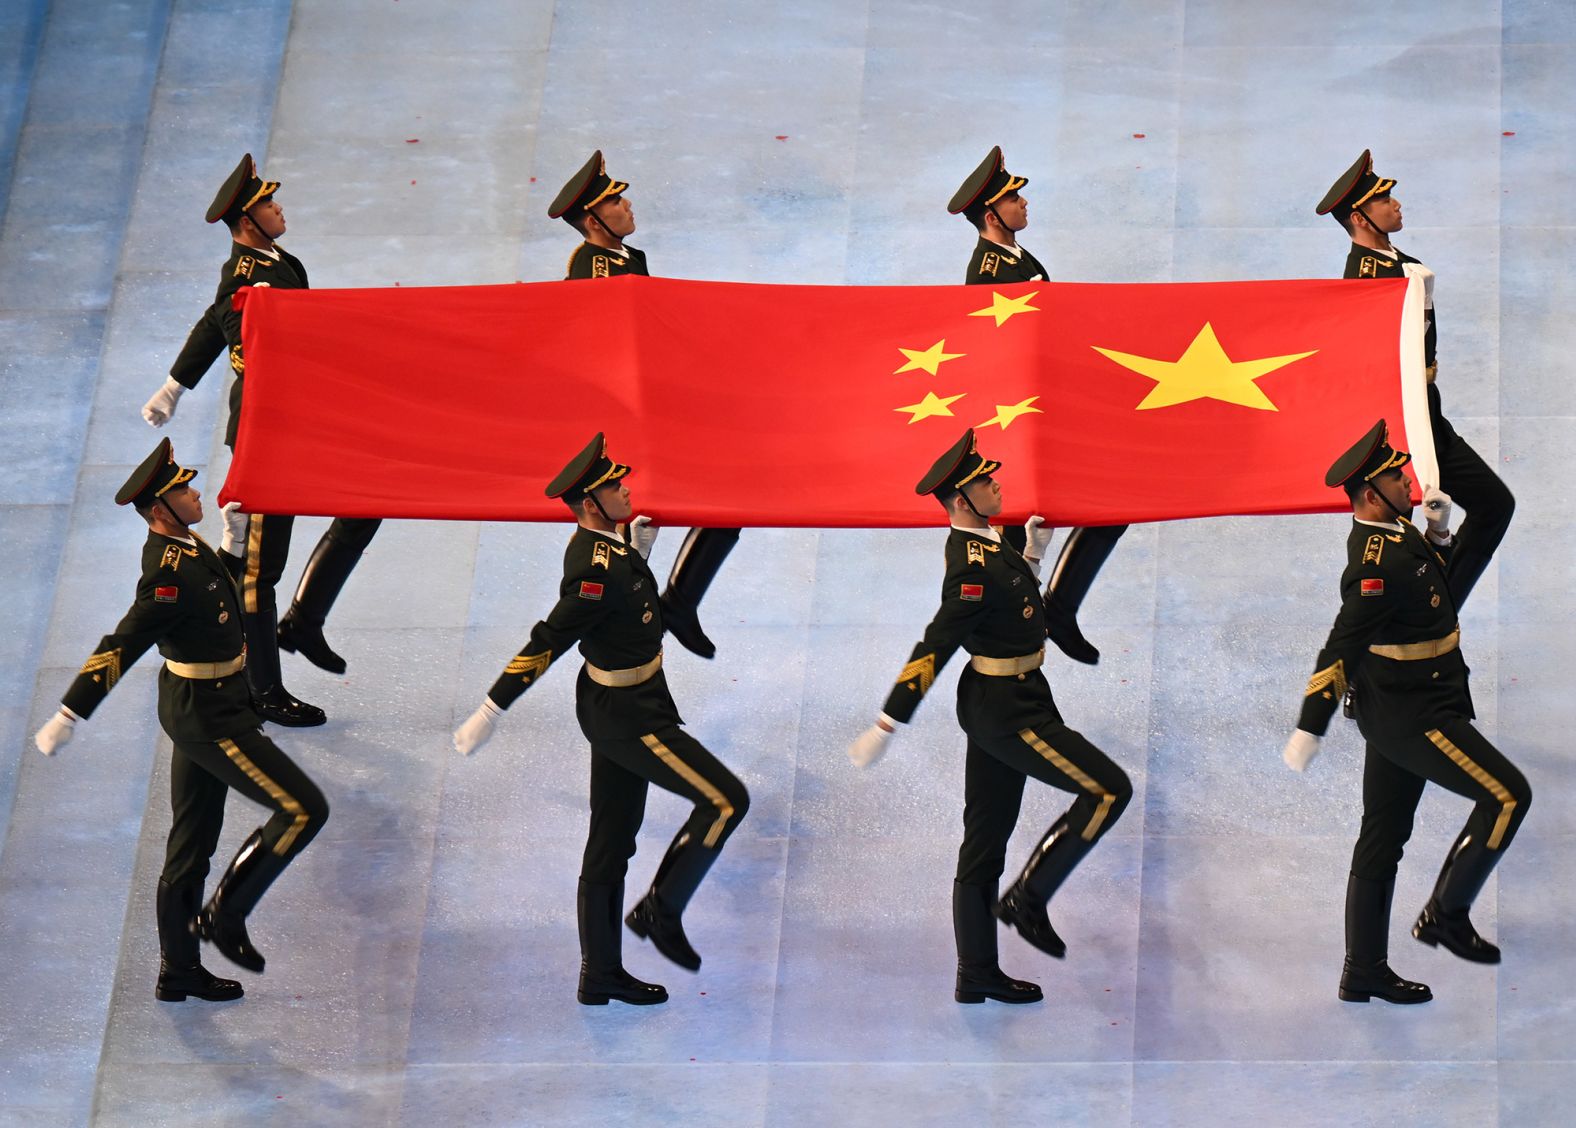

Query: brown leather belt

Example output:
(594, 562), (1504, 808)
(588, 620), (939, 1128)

(165, 653), (246, 679)
(586, 651), (663, 687)
(1369, 628), (1459, 661)
(970, 649), (1045, 676)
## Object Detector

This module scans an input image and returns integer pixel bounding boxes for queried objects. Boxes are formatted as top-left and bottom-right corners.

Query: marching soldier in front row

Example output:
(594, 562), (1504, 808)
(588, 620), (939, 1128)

(452, 434), (749, 1006)
(948, 147), (1125, 667)
(33, 440), (329, 1002)
(547, 153), (739, 659)
(848, 430), (1132, 1005)
(140, 153), (383, 725)
(1317, 150), (1514, 608)
(1282, 421), (1531, 1005)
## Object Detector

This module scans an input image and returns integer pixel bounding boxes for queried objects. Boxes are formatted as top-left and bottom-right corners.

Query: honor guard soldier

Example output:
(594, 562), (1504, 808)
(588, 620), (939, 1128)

(547, 152), (740, 659)
(1317, 151), (1514, 607)
(33, 440), (329, 1001)
(949, 147), (1123, 667)
(848, 430), (1132, 1005)
(452, 434), (750, 1006)
(140, 153), (384, 725)
(1281, 421), (1531, 1005)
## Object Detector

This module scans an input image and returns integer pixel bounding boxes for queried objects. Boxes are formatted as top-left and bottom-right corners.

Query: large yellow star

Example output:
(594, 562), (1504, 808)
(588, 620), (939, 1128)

(979, 396), (1043, 430)
(969, 290), (1040, 327)
(895, 391), (965, 423)
(1092, 322), (1317, 411)
(894, 339), (965, 376)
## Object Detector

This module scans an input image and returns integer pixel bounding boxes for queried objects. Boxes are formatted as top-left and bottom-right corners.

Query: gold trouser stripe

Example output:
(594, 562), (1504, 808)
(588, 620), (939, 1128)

(1047, 526), (1083, 591)
(1426, 363), (1438, 384)
(1426, 729), (1517, 849)
(586, 652), (662, 687)
(641, 733), (734, 848)
(970, 649), (1044, 676)
(219, 737), (309, 856)
(1370, 628), (1460, 661)
(166, 653), (245, 679)
(1018, 728), (1115, 842)
(242, 512), (264, 614)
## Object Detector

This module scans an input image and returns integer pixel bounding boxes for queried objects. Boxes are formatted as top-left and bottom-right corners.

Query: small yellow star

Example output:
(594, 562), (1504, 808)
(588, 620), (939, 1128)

(895, 391), (966, 423)
(979, 396), (1043, 430)
(1092, 322), (1317, 411)
(894, 339), (965, 376)
(969, 290), (1041, 327)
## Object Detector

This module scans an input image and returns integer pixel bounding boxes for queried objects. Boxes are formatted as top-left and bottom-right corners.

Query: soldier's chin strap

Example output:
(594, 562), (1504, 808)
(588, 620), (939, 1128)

(157, 496), (195, 532)
(584, 490), (615, 525)
(1352, 205), (1391, 252)
(1367, 478), (1414, 526)
(583, 207), (624, 254)
(986, 204), (1017, 248)
(956, 489), (989, 523)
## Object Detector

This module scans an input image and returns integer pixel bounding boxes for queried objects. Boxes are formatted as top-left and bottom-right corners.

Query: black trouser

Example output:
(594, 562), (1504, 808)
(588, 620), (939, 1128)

(1350, 717), (1530, 882)
(956, 721), (1132, 887)
(1430, 384), (1514, 605)
(581, 725), (749, 885)
(240, 514), (381, 618)
(162, 727), (329, 887)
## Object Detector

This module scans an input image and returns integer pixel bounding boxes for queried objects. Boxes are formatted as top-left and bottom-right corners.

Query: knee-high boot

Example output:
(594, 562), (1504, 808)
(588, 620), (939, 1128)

(156, 876), (242, 1002)
(192, 830), (291, 974)
(578, 879), (667, 1006)
(625, 830), (722, 972)
(1042, 525), (1126, 666)
(660, 528), (740, 660)
(953, 880), (1041, 1004)
(1413, 830), (1503, 964)
(1339, 874), (1432, 1003)
(992, 815), (1095, 960)
(277, 519), (380, 674)
(243, 607), (326, 727)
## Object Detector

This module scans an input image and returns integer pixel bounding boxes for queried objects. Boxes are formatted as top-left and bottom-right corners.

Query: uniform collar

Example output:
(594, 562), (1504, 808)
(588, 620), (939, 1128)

(1354, 517), (1403, 533)
(981, 234), (1020, 257)
(585, 525), (626, 545)
(952, 523), (1001, 543)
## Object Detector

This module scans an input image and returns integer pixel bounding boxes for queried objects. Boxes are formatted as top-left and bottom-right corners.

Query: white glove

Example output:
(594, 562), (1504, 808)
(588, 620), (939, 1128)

(1422, 485), (1453, 540)
(629, 515), (658, 559)
(848, 721), (895, 769)
(34, 708), (78, 756)
(219, 501), (249, 558)
(1023, 515), (1054, 563)
(1282, 729), (1321, 772)
(453, 697), (502, 756)
(141, 377), (184, 427)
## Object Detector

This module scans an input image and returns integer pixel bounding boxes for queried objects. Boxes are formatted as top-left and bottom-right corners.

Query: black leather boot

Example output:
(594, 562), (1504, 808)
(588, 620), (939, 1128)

(1413, 830), (1502, 964)
(579, 880), (667, 1006)
(953, 881), (1042, 1004)
(244, 608), (326, 727)
(277, 519), (379, 675)
(625, 831), (719, 972)
(193, 830), (290, 974)
(156, 877), (242, 1002)
(1339, 874), (1431, 1004)
(1041, 525), (1127, 666)
(660, 528), (740, 660)
(993, 815), (1094, 960)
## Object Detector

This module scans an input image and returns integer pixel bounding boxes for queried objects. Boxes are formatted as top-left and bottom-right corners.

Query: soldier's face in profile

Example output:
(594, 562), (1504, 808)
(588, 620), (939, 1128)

(247, 196), (286, 239)
(592, 480), (633, 523)
(959, 476), (1004, 519)
(1362, 193), (1402, 234)
(162, 484), (203, 525)
(993, 190), (1028, 231)
(1370, 467), (1414, 519)
(591, 194), (636, 238)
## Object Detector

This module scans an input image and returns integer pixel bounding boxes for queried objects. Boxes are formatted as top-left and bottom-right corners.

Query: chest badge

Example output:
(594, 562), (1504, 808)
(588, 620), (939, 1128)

(642, 609), (653, 624)
(1431, 594), (1441, 608)
(1022, 605), (1034, 619)
(207, 580), (219, 591)
(218, 610), (229, 623)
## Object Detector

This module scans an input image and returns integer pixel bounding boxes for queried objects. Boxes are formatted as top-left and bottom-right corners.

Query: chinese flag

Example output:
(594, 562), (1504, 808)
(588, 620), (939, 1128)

(222, 275), (1431, 527)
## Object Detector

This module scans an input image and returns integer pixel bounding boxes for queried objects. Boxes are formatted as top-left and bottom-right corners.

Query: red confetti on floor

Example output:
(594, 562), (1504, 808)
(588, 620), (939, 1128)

(1503, 130), (1516, 136)
(406, 138), (419, 143)
(1133, 133), (1146, 139)
(775, 135), (789, 140)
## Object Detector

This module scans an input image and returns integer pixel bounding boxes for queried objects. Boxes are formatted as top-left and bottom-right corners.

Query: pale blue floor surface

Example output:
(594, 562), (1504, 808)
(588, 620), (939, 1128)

(0, 1), (1572, 1124)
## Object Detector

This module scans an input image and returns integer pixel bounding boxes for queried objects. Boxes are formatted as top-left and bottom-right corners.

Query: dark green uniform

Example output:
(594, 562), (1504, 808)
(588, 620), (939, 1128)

(61, 529), (327, 981)
(964, 237), (1047, 285)
(565, 242), (649, 280)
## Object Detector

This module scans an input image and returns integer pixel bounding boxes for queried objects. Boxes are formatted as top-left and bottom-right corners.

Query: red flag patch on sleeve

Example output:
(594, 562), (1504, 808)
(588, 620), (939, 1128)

(1360, 578), (1384, 597)
(959, 583), (984, 602)
(154, 585), (179, 603)
(578, 580), (604, 601)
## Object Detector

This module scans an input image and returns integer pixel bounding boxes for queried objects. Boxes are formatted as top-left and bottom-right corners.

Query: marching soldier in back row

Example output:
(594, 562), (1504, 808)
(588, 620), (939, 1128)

(140, 153), (383, 726)
(1317, 150), (1514, 608)
(949, 147), (1124, 666)
(548, 152), (739, 659)
(848, 429), (1132, 1005)
(33, 440), (329, 1002)
(1282, 421), (1530, 1005)
(452, 433), (749, 1006)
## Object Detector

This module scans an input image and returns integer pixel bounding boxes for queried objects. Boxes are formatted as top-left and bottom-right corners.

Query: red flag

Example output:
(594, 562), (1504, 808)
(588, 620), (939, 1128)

(221, 276), (1430, 527)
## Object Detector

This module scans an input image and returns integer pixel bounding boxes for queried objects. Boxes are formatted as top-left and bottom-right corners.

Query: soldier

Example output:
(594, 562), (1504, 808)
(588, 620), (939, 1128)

(1316, 151), (1514, 607)
(848, 429), (1133, 1005)
(33, 439), (329, 1001)
(139, 153), (383, 725)
(452, 433), (749, 1006)
(948, 147), (1122, 666)
(1282, 420), (1531, 1004)
(546, 152), (739, 659)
